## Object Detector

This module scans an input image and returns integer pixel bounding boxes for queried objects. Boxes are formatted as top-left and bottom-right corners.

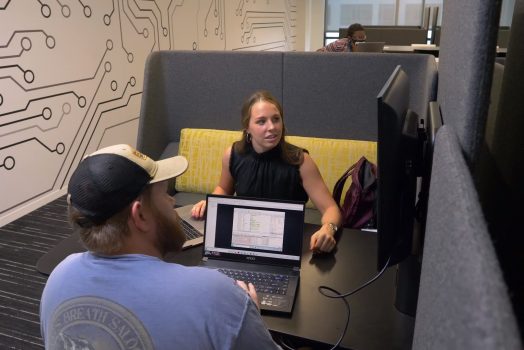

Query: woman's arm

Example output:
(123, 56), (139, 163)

(300, 153), (343, 252)
(191, 146), (235, 219)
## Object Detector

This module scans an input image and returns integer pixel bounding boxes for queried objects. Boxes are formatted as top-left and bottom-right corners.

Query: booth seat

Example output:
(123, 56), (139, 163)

(173, 128), (376, 221)
(137, 50), (438, 222)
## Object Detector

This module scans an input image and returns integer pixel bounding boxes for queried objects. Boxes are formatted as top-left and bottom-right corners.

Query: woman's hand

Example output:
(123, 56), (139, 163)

(310, 224), (337, 253)
(191, 200), (206, 219)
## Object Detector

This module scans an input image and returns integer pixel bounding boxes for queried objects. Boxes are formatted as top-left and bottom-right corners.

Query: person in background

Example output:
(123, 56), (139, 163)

(39, 144), (281, 350)
(191, 91), (342, 253)
(317, 23), (366, 52)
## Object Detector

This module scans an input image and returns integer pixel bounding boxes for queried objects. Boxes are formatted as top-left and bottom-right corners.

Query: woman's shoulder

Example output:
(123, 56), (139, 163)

(231, 140), (247, 155)
(300, 151), (314, 165)
(222, 144), (234, 159)
(298, 151), (320, 175)
(282, 141), (307, 165)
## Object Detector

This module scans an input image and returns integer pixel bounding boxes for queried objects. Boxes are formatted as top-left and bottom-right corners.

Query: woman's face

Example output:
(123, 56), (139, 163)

(247, 100), (283, 153)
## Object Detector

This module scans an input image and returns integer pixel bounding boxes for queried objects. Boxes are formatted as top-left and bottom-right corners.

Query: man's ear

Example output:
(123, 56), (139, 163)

(129, 200), (151, 232)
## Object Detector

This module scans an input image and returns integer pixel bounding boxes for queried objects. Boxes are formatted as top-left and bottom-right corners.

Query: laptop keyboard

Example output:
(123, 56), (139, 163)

(218, 268), (289, 295)
(180, 219), (203, 240)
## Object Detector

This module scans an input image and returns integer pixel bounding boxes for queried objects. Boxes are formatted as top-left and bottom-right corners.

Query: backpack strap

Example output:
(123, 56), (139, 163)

(332, 161), (358, 206)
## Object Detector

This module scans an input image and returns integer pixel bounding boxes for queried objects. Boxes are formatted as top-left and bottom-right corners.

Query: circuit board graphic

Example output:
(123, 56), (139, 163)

(0, 0), (298, 224)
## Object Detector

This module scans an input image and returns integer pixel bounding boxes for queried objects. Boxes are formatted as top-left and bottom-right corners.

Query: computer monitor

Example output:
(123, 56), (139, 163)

(376, 65), (422, 270)
(415, 101), (443, 240)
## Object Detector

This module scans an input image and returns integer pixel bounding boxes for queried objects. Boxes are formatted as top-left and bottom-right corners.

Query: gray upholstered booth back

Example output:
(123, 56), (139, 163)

(282, 52), (436, 141)
(437, 0), (501, 165)
(412, 125), (522, 349)
(137, 50), (437, 160)
(474, 0), (524, 336)
(137, 51), (283, 160)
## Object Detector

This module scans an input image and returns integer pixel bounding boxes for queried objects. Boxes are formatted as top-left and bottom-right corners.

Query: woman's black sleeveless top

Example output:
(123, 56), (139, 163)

(229, 143), (308, 202)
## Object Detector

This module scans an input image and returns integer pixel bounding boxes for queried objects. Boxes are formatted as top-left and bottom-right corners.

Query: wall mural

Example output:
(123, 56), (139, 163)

(0, 0), (299, 226)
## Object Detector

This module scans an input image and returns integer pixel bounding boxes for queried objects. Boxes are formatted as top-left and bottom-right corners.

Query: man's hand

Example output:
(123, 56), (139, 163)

(236, 280), (260, 310)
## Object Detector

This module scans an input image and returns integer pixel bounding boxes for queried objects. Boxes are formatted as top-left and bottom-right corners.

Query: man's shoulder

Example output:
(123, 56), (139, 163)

(49, 251), (88, 274)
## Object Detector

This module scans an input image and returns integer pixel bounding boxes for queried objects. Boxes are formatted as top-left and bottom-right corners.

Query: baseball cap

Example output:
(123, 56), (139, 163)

(68, 144), (188, 225)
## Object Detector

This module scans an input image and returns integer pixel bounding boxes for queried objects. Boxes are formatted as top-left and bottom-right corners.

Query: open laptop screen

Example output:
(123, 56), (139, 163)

(355, 41), (385, 52)
(203, 195), (305, 267)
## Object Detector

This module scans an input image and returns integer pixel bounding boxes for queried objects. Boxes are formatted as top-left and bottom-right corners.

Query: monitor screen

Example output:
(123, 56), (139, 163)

(376, 65), (421, 270)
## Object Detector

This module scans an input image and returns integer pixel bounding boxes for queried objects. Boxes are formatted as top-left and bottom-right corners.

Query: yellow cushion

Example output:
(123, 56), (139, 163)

(286, 135), (377, 207)
(176, 129), (241, 193)
(176, 128), (377, 208)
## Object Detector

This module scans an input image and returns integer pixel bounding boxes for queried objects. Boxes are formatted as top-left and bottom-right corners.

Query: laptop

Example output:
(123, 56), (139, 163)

(201, 194), (305, 315)
(355, 41), (386, 52)
(176, 204), (205, 249)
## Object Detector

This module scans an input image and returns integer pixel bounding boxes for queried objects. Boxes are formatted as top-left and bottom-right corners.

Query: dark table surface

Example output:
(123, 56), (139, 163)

(37, 221), (415, 349)
(166, 224), (415, 350)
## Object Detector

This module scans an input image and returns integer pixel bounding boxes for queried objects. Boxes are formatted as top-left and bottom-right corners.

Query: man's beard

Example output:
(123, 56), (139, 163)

(151, 205), (186, 257)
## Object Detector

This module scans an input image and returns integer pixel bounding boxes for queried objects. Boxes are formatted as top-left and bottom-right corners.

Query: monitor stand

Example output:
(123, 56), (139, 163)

(394, 254), (421, 317)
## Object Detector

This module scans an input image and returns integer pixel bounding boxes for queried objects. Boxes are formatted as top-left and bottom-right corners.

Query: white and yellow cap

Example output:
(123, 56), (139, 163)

(68, 144), (188, 224)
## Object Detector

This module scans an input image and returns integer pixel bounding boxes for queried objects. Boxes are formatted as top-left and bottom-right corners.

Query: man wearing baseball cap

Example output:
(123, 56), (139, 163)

(39, 144), (281, 349)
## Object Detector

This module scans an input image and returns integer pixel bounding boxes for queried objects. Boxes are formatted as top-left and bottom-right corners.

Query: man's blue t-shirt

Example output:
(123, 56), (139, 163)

(40, 252), (280, 349)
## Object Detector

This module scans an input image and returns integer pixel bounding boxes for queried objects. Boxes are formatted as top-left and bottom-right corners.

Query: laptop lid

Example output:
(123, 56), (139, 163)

(203, 194), (305, 269)
(176, 204), (204, 249)
(355, 41), (386, 52)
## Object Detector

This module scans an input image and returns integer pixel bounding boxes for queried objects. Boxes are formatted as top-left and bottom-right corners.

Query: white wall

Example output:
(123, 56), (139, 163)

(304, 0), (326, 51)
(0, 0), (313, 227)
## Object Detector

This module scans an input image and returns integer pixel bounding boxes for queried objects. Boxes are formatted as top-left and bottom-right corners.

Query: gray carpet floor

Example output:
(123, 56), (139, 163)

(0, 196), (71, 349)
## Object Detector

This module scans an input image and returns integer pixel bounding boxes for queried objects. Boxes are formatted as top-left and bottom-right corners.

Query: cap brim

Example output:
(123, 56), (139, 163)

(150, 155), (188, 184)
